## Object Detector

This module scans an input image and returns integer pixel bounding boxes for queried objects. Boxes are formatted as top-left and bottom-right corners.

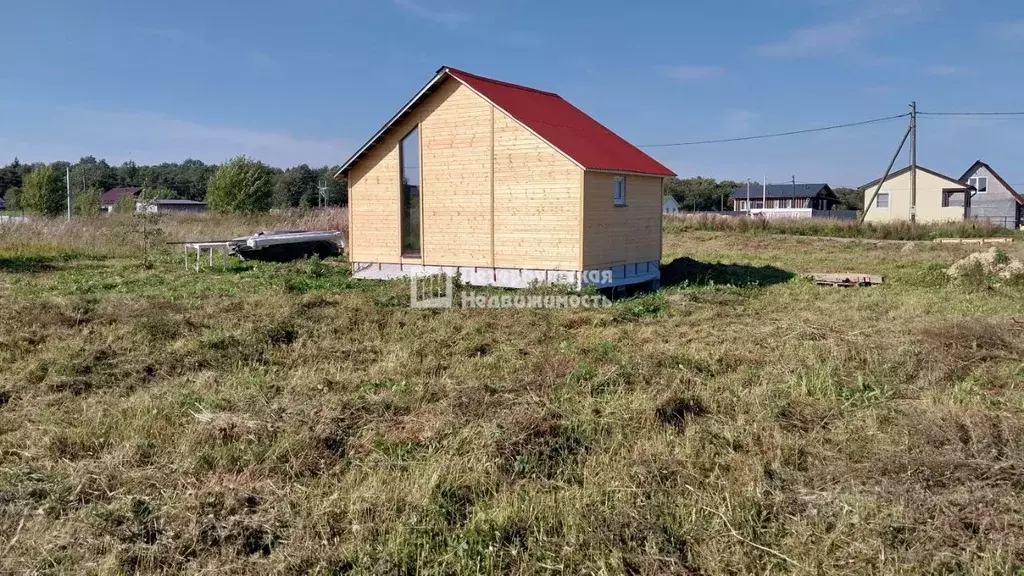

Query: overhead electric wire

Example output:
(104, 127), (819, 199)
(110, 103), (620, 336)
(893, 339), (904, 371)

(638, 113), (910, 148)
(919, 111), (1024, 116)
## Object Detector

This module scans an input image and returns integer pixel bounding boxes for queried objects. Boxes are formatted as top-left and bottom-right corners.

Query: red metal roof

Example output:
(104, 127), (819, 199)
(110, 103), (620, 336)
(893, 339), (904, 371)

(100, 187), (142, 205)
(446, 68), (675, 177)
(337, 67), (676, 178)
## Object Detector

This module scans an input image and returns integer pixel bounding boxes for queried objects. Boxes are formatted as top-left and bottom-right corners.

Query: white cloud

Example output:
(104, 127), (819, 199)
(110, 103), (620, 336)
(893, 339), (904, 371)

(756, 0), (934, 59)
(660, 65), (727, 81)
(926, 64), (970, 75)
(863, 84), (895, 96)
(757, 20), (866, 58)
(0, 107), (354, 168)
(141, 28), (280, 70)
(994, 20), (1024, 47)
(391, 0), (472, 28)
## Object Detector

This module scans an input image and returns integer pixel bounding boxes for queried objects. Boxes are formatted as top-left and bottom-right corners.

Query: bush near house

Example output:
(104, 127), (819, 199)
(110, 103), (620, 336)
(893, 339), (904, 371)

(207, 156), (275, 214)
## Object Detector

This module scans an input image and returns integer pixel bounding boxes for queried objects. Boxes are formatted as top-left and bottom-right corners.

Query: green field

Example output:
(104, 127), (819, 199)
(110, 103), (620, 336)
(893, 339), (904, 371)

(2, 216), (1023, 574)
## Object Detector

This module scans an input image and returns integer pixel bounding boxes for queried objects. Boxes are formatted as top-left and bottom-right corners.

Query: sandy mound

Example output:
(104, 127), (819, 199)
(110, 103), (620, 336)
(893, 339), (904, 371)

(946, 247), (1024, 281)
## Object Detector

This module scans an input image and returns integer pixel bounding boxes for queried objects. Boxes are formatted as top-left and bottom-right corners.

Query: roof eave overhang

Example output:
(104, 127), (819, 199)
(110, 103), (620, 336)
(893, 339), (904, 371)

(335, 67), (451, 180)
(585, 168), (676, 178)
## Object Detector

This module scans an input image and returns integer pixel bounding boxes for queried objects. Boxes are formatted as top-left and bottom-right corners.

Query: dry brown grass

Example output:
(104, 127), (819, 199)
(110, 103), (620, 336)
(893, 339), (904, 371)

(0, 208), (349, 259)
(1, 221), (1023, 574)
(666, 212), (1019, 240)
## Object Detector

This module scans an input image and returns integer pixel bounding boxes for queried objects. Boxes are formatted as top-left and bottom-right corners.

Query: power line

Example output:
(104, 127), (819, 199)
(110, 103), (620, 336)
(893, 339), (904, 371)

(919, 111), (1024, 116)
(638, 113), (910, 148)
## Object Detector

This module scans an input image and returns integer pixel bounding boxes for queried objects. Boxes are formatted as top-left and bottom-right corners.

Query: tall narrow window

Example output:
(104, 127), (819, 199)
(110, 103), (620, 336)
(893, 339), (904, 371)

(400, 127), (421, 257)
(613, 176), (626, 206)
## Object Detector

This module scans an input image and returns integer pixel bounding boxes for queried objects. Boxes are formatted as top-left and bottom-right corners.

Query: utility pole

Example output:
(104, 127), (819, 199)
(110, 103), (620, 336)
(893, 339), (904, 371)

(65, 166), (71, 221)
(791, 175), (796, 209)
(909, 101), (917, 222)
(860, 122), (913, 224)
(318, 180), (329, 208)
(746, 179), (751, 215)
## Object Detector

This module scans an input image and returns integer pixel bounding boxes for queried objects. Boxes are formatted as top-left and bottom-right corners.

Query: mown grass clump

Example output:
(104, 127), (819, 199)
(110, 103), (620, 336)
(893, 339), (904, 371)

(1, 217), (1024, 573)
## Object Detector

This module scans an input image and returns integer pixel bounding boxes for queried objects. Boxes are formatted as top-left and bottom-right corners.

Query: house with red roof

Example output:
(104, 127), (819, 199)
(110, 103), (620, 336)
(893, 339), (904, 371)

(336, 66), (676, 289)
(100, 187), (143, 213)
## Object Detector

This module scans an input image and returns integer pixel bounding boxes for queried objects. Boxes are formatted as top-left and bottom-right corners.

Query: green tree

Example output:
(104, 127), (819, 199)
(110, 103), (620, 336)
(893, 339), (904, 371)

(21, 164), (65, 216)
(319, 168), (347, 206)
(0, 158), (26, 194)
(207, 156), (274, 213)
(145, 187), (179, 200)
(113, 194), (136, 213)
(118, 160), (140, 186)
(273, 165), (316, 208)
(4, 188), (20, 211)
(665, 177), (741, 211)
(833, 187), (863, 211)
(74, 188), (102, 215)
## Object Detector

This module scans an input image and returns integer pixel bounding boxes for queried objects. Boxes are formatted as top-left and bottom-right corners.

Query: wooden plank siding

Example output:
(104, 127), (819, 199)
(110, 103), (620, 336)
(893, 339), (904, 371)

(351, 76), (664, 272)
(492, 109), (582, 270)
(582, 173), (662, 269)
(420, 82), (493, 266)
(734, 198), (818, 210)
(348, 81), (460, 264)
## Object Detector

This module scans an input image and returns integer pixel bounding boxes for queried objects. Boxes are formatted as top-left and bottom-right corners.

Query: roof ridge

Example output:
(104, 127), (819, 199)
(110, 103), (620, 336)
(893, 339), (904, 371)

(443, 67), (561, 98)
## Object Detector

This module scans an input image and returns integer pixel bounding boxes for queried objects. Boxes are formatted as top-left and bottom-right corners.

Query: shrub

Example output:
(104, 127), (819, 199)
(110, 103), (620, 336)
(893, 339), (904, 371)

(207, 156), (274, 214)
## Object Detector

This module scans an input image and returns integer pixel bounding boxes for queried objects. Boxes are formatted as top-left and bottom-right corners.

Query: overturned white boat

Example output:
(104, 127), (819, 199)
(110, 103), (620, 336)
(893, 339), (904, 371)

(229, 230), (346, 262)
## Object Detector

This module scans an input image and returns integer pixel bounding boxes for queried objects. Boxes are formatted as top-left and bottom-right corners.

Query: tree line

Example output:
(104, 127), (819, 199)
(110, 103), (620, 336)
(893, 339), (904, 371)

(664, 177), (862, 211)
(2, 157), (865, 217)
(0, 156), (348, 216)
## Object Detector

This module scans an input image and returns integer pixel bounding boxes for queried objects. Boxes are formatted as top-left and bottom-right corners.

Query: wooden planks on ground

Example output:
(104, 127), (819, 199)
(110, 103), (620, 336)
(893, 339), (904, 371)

(933, 237), (1013, 244)
(808, 273), (884, 287)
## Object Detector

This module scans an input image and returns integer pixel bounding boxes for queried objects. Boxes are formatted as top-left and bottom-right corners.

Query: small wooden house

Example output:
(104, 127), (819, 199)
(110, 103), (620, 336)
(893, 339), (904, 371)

(336, 66), (675, 289)
(730, 183), (839, 211)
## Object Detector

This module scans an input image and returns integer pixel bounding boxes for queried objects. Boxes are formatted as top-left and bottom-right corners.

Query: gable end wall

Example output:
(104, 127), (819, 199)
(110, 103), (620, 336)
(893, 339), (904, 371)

(347, 78), (583, 269)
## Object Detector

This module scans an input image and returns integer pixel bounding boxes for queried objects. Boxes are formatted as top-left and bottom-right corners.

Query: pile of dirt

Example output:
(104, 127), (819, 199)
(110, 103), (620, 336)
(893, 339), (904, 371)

(946, 247), (1024, 282)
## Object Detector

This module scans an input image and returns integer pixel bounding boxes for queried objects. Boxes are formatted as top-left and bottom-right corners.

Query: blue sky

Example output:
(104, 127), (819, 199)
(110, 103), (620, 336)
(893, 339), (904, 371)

(1, 0), (1022, 186)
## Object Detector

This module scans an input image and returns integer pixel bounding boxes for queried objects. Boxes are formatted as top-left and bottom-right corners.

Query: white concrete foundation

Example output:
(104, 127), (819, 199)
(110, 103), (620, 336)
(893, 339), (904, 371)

(352, 261), (660, 290)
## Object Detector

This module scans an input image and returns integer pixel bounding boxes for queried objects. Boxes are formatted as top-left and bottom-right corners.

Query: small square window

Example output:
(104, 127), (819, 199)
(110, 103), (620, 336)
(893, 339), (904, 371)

(613, 176), (626, 206)
(970, 176), (988, 194)
(876, 192), (890, 209)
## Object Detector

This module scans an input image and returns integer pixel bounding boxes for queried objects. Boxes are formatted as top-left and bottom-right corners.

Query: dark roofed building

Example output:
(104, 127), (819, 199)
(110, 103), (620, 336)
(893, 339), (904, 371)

(730, 183), (839, 211)
(100, 187), (143, 212)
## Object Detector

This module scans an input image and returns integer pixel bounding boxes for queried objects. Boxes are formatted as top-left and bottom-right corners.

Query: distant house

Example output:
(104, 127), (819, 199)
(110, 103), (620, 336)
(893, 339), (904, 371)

(959, 161), (1022, 229)
(100, 187), (143, 213)
(731, 183), (840, 212)
(135, 199), (208, 214)
(663, 195), (680, 214)
(859, 166), (974, 224)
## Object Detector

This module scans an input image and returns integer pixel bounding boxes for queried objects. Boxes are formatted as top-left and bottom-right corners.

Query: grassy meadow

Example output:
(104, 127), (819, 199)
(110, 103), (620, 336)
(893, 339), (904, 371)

(666, 212), (1021, 240)
(1, 213), (1024, 574)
